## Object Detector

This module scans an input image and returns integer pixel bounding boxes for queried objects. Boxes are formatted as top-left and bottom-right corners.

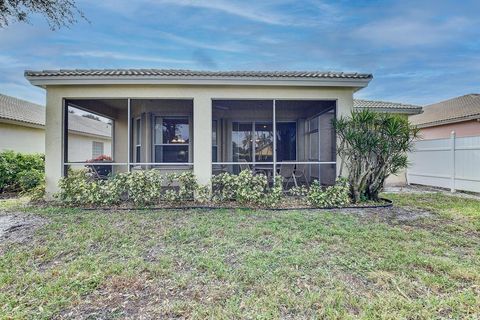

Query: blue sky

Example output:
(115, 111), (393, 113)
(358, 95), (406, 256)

(1, 0), (479, 106)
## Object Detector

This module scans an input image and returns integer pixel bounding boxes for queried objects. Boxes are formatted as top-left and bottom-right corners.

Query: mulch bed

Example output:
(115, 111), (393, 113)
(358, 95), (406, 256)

(58, 198), (393, 211)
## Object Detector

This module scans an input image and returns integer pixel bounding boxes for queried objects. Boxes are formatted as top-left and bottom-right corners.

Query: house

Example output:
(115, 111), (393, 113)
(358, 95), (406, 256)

(24, 69), (373, 197)
(354, 98), (422, 186)
(0, 93), (112, 160)
(353, 99), (422, 115)
(408, 94), (480, 193)
(409, 94), (480, 139)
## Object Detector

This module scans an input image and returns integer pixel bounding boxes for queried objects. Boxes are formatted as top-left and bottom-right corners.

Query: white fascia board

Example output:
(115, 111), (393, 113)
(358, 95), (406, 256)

(26, 76), (371, 88)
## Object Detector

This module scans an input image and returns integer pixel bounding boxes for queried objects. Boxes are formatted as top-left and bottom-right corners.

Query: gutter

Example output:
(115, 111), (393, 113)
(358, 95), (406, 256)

(25, 75), (372, 89)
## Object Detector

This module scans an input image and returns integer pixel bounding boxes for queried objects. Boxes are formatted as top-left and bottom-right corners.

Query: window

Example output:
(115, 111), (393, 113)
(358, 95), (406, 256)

(92, 141), (104, 158)
(276, 122), (296, 161)
(135, 118), (141, 162)
(154, 117), (189, 163)
(212, 120), (218, 162)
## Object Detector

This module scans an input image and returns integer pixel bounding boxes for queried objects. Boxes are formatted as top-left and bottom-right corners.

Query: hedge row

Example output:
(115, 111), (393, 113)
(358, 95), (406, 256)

(56, 169), (350, 208)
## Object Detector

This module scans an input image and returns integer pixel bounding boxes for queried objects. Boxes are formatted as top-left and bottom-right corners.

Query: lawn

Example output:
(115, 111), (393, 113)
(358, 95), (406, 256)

(0, 193), (479, 319)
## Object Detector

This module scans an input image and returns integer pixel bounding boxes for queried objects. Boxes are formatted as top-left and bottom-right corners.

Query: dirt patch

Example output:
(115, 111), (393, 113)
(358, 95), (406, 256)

(56, 274), (236, 319)
(0, 213), (47, 245)
(0, 192), (19, 200)
(339, 206), (434, 224)
(384, 184), (480, 200)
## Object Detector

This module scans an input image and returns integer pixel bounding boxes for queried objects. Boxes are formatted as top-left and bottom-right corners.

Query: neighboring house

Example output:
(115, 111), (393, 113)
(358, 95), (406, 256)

(0, 93), (112, 161)
(25, 69), (373, 197)
(408, 94), (480, 193)
(409, 94), (480, 139)
(354, 99), (422, 115)
(354, 98), (422, 186)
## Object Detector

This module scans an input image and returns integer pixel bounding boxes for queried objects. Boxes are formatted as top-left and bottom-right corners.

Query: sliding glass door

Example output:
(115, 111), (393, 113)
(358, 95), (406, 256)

(232, 122), (253, 162)
(232, 121), (294, 163)
(276, 122), (296, 161)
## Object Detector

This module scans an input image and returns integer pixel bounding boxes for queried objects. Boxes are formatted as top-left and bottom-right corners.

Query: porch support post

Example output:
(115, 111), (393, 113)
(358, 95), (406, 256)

(193, 96), (212, 187)
(127, 98), (131, 172)
(272, 100), (277, 179)
(44, 90), (64, 199)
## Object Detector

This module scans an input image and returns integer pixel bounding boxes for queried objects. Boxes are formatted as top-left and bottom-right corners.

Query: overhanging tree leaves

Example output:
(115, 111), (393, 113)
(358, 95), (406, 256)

(0, 0), (86, 29)
(334, 110), (419, 203)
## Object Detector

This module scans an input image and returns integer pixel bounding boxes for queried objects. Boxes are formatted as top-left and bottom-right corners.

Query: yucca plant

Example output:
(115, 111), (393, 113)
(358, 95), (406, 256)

(334, 110), (419, 203)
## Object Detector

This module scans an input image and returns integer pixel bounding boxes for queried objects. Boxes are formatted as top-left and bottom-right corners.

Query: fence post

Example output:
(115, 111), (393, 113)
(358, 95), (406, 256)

(450, 131), (456, 192)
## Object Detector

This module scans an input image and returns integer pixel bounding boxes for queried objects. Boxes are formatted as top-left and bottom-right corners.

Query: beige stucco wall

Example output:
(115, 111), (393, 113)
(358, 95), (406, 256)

(43, 84), (355, 197)
(384, 114), (409, 187)
(68, 132), (112, 162)
(0, 121), (45, 153)
(416, 119), (480, 139)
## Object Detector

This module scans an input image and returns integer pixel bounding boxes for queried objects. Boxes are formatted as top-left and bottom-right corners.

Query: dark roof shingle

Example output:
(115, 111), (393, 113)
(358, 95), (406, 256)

(25, 68), (372, 80)
(410, 94), (480, 127)
(0, 93), (111, 137)
(0, 93), (45, 126)
(354, 99), (422, 114)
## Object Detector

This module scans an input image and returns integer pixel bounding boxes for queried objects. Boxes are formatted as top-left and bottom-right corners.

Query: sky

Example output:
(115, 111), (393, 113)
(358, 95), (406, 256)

(0, 0), (479, 106)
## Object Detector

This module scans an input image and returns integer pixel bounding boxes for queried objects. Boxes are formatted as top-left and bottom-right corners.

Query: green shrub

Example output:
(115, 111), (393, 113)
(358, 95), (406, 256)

(0, 150), (44, 192)
(163, 172), (198, 202)
(212, 170), (283, 207)
(211, 172), (239, 202)
(335, 110), (418, 202)
(288, 185), (308, 197)
(57, 169), (202, 207)
(28, 183), (46, 202)
(57, 169), (98, 205)
(57, 169), (162, 206)
(306, 178), (350, 208)
(122, 170), (163, 206)
(56, 168), (354, 209)
(18, 169), (44, 192)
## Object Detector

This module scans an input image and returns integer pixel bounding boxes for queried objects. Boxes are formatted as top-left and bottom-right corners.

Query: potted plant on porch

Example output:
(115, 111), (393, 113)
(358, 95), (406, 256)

(86, 155), (113, 179)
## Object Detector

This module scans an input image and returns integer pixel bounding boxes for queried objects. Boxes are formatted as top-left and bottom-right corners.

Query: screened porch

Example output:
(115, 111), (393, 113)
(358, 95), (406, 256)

(212, 99), (337, 187)
(62, 98), (337, 187)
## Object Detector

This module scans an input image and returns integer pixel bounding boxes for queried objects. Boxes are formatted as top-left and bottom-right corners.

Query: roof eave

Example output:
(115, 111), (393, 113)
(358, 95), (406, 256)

(355, 107), (423, 115)
(68, 129), (112, 139)
(25, 75), (372, 89)
(0, 117), (45, 129)
(413, 113), (480, 128)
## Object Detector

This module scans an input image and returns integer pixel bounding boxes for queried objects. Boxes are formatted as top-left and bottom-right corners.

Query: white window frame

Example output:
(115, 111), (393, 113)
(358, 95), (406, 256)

(92, 141), (104, 159)
(135, 117), (141, 163)
(153, 115), (191, 163)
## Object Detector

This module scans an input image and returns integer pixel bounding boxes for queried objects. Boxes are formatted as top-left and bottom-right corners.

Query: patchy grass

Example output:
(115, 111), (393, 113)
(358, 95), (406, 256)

(386, 192), (480, 231)
(0, 196), (29, 212)
(0, 194), (479, 319)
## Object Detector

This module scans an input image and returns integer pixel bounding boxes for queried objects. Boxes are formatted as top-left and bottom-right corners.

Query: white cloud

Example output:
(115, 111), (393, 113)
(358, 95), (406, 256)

(156, 31), (247, 53)
(154, 0), (313, 26)
(0, 54), (22, 67)
(354, 16), (474, 47)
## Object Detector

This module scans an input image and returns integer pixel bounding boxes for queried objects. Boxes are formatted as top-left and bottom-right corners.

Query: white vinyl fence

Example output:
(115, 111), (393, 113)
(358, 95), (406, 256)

(407, 132), (480, 193)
